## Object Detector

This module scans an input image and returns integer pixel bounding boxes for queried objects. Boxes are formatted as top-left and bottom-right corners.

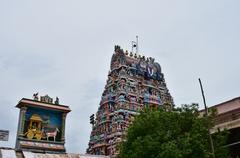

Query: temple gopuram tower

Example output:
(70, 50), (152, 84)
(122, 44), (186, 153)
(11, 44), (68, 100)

(15, 94), (71, 153)
(87, 45), (173, 157)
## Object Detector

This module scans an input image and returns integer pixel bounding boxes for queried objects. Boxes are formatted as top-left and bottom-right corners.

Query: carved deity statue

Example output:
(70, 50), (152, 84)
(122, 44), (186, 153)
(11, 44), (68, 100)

(33, 93), (39, 101)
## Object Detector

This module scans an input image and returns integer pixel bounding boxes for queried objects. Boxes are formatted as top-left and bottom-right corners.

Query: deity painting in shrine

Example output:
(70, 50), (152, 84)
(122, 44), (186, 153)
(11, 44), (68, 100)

(24, 107), (62, 142)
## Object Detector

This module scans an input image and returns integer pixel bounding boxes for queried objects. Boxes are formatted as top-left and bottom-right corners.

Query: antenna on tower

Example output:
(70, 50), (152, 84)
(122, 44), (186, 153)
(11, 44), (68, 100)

(131, 35), (139, 55)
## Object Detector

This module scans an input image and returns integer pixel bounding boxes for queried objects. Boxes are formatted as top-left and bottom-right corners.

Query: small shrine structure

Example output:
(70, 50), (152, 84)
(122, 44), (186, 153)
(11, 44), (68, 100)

(15, 94), (71, 153)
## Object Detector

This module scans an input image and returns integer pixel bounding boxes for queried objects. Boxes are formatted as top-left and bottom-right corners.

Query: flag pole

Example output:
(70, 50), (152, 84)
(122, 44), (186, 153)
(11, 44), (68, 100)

(136, 35), (138, 55)
(198, 78), (215, 158)
(131, 41), (134, 53)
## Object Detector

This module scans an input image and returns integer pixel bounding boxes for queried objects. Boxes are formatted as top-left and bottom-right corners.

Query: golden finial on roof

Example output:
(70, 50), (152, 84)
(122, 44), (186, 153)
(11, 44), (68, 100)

(130, 52), (133, 57)
(134, 53), (137, 58)
(125, 50), (129, 56)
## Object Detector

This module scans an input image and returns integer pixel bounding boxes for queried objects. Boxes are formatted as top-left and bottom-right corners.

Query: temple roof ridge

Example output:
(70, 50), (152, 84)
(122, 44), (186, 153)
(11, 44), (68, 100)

(114, 45), (155, 63)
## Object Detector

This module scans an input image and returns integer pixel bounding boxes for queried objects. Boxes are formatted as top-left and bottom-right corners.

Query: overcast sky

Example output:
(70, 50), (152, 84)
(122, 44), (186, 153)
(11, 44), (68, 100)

(0, 0), (239, 154)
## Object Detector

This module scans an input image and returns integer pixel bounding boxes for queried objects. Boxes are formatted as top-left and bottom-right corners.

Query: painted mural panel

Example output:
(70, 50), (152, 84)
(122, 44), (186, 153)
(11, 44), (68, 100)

(23, 107), (62, 142)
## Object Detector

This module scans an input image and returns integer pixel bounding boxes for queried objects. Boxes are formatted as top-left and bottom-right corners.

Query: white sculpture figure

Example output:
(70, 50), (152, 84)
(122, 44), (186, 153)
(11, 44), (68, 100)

(46, 128), (59, 141)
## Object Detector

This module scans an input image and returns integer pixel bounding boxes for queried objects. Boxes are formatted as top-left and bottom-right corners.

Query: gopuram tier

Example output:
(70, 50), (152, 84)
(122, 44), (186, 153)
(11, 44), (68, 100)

(87, 45), (173, 157)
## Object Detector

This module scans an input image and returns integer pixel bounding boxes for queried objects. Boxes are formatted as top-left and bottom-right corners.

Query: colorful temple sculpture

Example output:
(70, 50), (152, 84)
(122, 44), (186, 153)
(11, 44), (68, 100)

(87, 45), (174, 157)
(15, 94), (71, 153)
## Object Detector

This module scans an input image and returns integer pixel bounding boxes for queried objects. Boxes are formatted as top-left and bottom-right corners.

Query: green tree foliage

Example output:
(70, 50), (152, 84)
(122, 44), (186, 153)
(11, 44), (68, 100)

(118, 104), (229, 158)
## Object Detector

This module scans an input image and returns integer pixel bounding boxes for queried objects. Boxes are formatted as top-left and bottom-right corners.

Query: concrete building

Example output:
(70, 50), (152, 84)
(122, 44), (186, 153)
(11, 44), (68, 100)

(201, 97), (240, 157)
